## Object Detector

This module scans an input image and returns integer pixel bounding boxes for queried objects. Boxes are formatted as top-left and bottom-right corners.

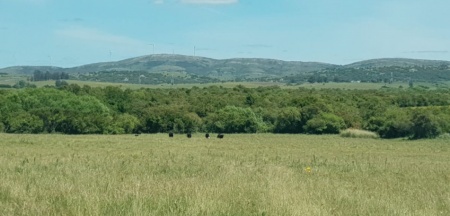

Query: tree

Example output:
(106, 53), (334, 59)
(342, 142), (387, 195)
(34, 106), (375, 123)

(109, 113), (140, 134)
(410, 110), (441, 139)
(14, 88), (113, 134)
(205, 106), (267, 133)
(304, 112), (345, 134)
(13, 80), (36, 89)
(55, 80), (69, 88)
(409, 79), (414, 88)
(376, 108), (413, 138)
(4, 111), (43, 133)
(273, 107), (302, 133)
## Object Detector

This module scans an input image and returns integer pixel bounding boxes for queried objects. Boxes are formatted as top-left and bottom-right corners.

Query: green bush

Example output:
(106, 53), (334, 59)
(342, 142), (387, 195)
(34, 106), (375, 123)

(376, 108), (413, 138)
(304, 112), (345, 134)
(5, 112), (43, 133)
(206, 106), (267, 133)
(109, 113), (140, 134)
(138, 107), (202, 133)
(437, 133), (450, 140)
(410, 110), (441, 139)
(273, 107), (302, 133)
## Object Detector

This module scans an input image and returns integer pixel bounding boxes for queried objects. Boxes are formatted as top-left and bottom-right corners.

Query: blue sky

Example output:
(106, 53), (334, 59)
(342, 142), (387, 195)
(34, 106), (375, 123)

(1, 0), (450, 68)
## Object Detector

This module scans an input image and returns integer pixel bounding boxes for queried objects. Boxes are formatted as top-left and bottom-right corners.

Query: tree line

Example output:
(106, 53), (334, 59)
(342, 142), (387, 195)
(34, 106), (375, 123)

(285, 65), (450, 84)
(32, 70), (70, 81)
(1, 84), (450, 139)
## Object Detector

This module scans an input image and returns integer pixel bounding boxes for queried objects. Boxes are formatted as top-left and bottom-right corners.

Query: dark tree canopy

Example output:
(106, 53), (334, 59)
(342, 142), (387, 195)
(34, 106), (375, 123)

(1, 84), (450, 139)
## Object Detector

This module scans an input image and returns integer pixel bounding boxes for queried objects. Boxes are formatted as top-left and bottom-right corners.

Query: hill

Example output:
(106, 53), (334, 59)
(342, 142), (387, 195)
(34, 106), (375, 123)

(0, 66), (63, 75)
(1, 54), (332, 75)
(63, 54), (335, 80)
(345, 58), (450, 68)
(1, 55), (450, 85)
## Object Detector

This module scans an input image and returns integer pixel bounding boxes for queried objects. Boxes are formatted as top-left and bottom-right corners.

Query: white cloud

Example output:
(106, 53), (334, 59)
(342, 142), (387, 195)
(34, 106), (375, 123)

(181, 0), (237, 4)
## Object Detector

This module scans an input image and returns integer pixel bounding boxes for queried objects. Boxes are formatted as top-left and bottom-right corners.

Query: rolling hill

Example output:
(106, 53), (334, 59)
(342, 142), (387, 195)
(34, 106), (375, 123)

(1, 55), (450, 84)
(345, 58), (450, 68)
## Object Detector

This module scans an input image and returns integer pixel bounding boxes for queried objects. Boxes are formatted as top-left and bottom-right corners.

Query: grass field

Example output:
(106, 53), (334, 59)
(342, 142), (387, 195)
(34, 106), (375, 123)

(27, 80), (445, 90)
(0, 75), (28, 86)
(30, 80), (288, 89)
(0, 133), (449, 215)
(1, 75), (448, 90)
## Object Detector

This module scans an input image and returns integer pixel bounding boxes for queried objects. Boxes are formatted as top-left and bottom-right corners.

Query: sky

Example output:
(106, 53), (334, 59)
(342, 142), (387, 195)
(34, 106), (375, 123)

(1, 0), (450, 68)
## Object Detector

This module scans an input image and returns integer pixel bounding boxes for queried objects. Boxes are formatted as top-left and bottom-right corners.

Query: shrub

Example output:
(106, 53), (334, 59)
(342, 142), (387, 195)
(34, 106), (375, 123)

(437, 133), (450, 140)
(109, 113), (140, 134)
(5, 112), (43, 133)
(206, 106), (268, 133)
(340, 129), (379, 139)
(304, 112), (345, 134)
(410, 110), (441, 139)
(376, 108), (413, 139)
(273, 107), (302, 133)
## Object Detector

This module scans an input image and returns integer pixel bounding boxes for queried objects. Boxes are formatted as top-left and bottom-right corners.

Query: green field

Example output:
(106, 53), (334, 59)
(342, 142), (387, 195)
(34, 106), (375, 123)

(1, 74), (448, 90)
(1, 134), (449, 215)
(0, 75), (28, 86)
(31, 80), (288, 89)
(26, 80), (446, 90)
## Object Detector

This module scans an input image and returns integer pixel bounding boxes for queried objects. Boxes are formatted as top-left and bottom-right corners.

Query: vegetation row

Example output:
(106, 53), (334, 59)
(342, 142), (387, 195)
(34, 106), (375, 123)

(1, 83), (450, 139)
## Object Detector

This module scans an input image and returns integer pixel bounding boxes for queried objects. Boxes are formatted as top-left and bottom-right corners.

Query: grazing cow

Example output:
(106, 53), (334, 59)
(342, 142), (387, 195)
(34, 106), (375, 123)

(187, 133), (192, 138)
(217, 133), (224, 139)
(205, 133), (210, 139)
(169, 132), (174, 138)
(135, 133), (140, 137)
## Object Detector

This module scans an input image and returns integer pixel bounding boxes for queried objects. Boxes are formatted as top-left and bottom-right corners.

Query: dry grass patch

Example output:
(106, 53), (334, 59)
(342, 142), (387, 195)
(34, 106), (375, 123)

(340, 128), (379, 139)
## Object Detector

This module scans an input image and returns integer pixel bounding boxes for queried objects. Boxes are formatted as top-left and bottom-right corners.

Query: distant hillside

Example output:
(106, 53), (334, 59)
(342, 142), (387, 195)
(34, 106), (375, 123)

(63, 54), (334, 80)
(346, 58), (450, 68)
(0, 66), (63, 75)
(1, 55), (450, 85)
(0, 54), (333, 76)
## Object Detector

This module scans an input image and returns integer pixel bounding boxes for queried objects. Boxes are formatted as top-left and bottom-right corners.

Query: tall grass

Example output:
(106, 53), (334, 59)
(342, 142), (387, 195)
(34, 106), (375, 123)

(340, 128), (379, 139)
(0, 133), (449, 215)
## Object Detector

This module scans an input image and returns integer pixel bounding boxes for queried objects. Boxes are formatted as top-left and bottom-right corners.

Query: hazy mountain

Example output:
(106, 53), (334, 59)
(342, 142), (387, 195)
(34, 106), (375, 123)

(345, 58), (450, 68)
(1, 55), (450, 84)
(61, 54), (335, 80)
(1, 54), (333, 76)
(0, 66), (63, 75)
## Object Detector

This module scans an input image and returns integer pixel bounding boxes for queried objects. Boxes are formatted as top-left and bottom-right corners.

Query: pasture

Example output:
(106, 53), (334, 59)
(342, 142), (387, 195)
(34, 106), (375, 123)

(0, 133), (449, 215)
(1, 74), (447, 90)
(32, 80), (448, 90)
(31, 80), (287, 89)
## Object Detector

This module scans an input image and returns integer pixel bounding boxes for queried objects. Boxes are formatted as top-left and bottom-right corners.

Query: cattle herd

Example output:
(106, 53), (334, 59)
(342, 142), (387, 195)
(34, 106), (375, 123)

(174, 133), (224, 139)
(135, 132), (225, 138)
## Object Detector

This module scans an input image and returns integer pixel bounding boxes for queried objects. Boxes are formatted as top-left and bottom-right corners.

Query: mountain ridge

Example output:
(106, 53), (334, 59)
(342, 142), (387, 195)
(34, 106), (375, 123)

(1, 55), (450, 84)
(2, 55), (450, 75)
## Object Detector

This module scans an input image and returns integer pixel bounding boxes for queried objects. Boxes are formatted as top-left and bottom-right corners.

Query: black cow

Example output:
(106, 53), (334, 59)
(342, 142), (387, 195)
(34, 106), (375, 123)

(187, 133), (192, 138)
(169, 132), (174, 138)
(217, 133), (224, 139)
(205, 133), (210, 139)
